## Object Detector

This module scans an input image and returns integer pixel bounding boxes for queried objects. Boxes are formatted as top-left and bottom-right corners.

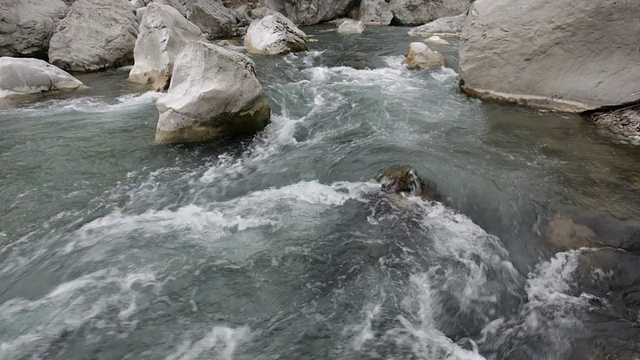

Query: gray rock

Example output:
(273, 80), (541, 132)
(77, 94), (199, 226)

(0, 0), (68, 59)
(130, 0), (151, 9)
(0, 57), (85, 101)
(259, 0), (357, 25)
(129, 3), (202, 91)
(244, 13), (307, 54)
(408, 14), (465, 36)
(337, 19), (365, 34)
(155, 41), (270, 144)
(389, 0), (472, 26)
(48, 0), (138, 72)
(155, 0), (241, 38)
(403, 42), (446, 69)
(358, 0), (393, 25)
(459, 0), (640, 112)
(249, 6), (276, 19)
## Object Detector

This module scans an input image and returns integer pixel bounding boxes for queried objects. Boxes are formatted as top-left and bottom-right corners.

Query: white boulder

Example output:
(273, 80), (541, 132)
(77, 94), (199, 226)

(425, 36), (449, 45)
(0, 57), (85, 100)
(338, 20), (366, 34)
(244, 13), (308, 54)
(403, 42), (446, 70)
(408, 14), (466, 36)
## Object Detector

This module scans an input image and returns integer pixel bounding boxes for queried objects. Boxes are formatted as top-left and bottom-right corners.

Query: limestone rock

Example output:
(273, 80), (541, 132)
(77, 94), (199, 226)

(359, 0), (393, 25)
(338, 19), (365, 34)
(0, 0), (68, 59)
(155, 41), (271, 144)
(403, 42), (446, 69)
(459, 0), (640, 112)
(425, 35), (448, 44)
(249, 7), (276, 19)
(48, 0), (139, 72)
(259, 0), (357, 25)
(408, 14), (465, 36)
(151, 0), (242, 38)
(0, 57), (85, 100)
(244, 13), (307, 54)
(129, 3), (202, 91)
(389, 0), (472, 26)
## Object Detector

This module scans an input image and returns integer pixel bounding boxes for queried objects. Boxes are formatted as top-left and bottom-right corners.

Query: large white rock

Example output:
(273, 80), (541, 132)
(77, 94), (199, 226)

(389, 0), (472, 26)
(0, 0), (68, 58)
(155, 0), (241, 38)
(408, 14), (466, 36)
(129, 3), (202, 91)
(338, 20), (365, 34)
(48, 0), (139, 72)
(155, 41), (271, 144)
(459, 0), (640, 112)
(0, 57), (85, 100)
(358, 0), (393, 25)
(259, 0), (356, 25)
(244, 13), (308, 54)
(403, 42), (446, 70)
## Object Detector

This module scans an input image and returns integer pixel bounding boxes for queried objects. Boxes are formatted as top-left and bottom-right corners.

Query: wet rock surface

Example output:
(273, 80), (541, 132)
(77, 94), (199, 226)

(378, 166), (441, 201)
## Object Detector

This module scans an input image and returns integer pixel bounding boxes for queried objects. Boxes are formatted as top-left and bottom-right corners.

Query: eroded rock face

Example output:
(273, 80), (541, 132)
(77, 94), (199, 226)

(48, 0), (138, 72)
(408, 14), (465, 36)
(337, 19), (365, 34)
(459, 0), (640, 112)
(244, 13), (307, 54)
(259, 0), (357, 25)
(378, 166), (441, 200)
(389, 0), (472, 26)
(0, 0), (68, 59)
(358, 0), (393, 25)
(0, 57), (85, 101)
(403, 42), (446, 69)
(129, 3), (202, 91)
(155, 41), (270, 144)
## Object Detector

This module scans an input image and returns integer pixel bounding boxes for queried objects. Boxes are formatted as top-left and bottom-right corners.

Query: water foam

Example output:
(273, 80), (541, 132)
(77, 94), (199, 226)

(165, 326), (251, 360)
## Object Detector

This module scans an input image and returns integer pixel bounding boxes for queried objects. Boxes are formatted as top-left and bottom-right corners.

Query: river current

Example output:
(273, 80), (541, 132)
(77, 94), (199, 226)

(1, 26), (639, 360)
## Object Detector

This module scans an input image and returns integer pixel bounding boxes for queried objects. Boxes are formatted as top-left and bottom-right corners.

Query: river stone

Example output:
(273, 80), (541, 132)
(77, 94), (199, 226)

(408, 14), (465, 36)
(259, 0), (357, 25)
(155, 40), (271, 144)
(403, 42), (446, 70)
(358, 0), (393, 25)
(0, 0), (68, 59)
(389, 0), (472, 26)
(0, 57), (85, 100)
(48, 0), (139, 72)
(338, 20), (365, 34)
(129, 3), (202, 91)
(459, 0), (640, 112)
(425, 35), (448, 44)
(244, 13), (307, 54)
(378, 166), (441, 201)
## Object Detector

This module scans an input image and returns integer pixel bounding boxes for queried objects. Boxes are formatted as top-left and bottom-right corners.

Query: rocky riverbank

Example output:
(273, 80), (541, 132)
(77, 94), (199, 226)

(589, 106), (640, 146)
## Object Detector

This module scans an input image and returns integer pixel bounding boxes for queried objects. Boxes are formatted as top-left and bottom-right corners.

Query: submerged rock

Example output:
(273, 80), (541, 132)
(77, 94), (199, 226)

(128, 3), (203, 91)
(0, 0), (68, 59)
(389, 0), (472, 26)
(378, 166), (441, 201)
(244, 13), (307, 54)
(48, 0), (139, 72)
(0, 57), (85, 101)
(358, 0), (393, 25)
(425, 36), (449, 45)
(403, 42), (446, 70)
(459, 0), (640, 112)
(337, 20), (365, 34)
(408, 14), (465, 36)
(155, 41), (270, 144)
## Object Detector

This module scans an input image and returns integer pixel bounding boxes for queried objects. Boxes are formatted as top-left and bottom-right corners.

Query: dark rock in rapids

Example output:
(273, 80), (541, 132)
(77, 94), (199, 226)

(378, 165), (441, 201)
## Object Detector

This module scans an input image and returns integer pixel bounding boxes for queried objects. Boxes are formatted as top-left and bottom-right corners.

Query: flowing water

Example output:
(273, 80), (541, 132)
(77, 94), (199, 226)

(1, 26), (639, 360)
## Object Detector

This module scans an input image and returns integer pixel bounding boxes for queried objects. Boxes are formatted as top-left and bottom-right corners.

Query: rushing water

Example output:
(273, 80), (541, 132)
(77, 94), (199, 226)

(1, 26), (640, 360)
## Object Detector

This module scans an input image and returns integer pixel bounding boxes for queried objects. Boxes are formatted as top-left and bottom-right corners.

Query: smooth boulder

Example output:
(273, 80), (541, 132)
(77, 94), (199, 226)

(155, 41), (271, 144)
(358, 0), (393, 25)
(338, 20), (365, 34)
(244, 13), (307, 54)
(403, 42), (446, 69)
(48, 0), (138, 72)
(0, 57), (85, 100)
(389, 0), (472, 26)
(129, 3), (202, 91)
(260, 0), (356, 25)
(408, 14), (465, 36)
(459, 0), (640, 112)
(0, 0), (68, 58)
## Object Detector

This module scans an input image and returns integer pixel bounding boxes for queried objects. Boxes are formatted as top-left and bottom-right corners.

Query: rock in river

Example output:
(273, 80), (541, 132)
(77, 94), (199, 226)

(389, 0), (472, 26)
(0, 57), (85, 101)
(48, 0), (139, 72)
(155, 41), (271, 144)
(408, 14), (466, 36)
(403, 42), (446, 70)
(244, 13), (308, 54)
(259, 0), (356, 26)
(338, 20), (365, 34)
(379, 166), (441, 201)
(128, 3), (203, 91)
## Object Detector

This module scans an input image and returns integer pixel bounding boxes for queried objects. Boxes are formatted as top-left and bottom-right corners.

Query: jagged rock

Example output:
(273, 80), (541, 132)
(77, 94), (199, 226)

(389, 0), (472, 26)
(378, 166), (441, 200)
(259, 0), (357, 25)
(48, 0), (138, 72)
(130, 0), (151, 9)
(129, 3), (202, 91)
(0, 0), (68, 59)
(155, 40), (270, 144)
(337, 19), (365, 34)
(244, 13), (307, 54)
(359, 0), (393, 25)
(403, 42), (446, 69)
(459, 0), (640, 112)
(408, 14), (465, 36)
(154, 0), (241, 38)
(0, 57), (85, 101)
